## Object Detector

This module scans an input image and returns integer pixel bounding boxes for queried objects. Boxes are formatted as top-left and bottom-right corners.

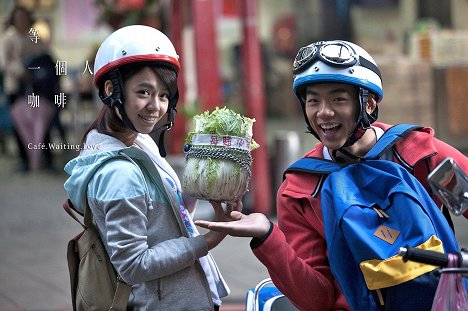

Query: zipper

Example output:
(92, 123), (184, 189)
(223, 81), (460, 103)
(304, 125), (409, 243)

(157, 278), (162, 300)
(145, 163), (190, 237)
(91, 243), (103, 262)
(119, 150), (189, 237)
(194, 259), (215, 309)
(118, 150), (210, 304)
(117, 152), (152, 209)
(372, 206), (389, 219)
(375, 289), (385, 307)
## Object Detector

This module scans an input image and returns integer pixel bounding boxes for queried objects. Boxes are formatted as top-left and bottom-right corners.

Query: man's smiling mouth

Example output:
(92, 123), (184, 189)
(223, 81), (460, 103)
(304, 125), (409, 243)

(320, 123), (341, 132)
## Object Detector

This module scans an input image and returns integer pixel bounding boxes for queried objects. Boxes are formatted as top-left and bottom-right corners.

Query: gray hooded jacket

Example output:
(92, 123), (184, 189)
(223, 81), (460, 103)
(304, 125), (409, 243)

(64, 130), (220, 310)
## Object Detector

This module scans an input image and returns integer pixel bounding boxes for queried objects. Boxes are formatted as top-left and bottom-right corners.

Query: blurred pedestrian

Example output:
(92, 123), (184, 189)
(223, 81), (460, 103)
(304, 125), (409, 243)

(1, 5), (59, 171)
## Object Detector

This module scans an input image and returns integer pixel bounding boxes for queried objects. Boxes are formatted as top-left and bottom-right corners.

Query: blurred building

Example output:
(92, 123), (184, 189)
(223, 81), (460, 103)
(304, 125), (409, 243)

(0, 0), (467, 213)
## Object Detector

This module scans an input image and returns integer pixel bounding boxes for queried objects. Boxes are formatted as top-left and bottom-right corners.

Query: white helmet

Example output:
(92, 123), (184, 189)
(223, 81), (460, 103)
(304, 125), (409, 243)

(93, 25), (180, 157)
(93, 24), (180, 86)
(292, 40), (383, 150)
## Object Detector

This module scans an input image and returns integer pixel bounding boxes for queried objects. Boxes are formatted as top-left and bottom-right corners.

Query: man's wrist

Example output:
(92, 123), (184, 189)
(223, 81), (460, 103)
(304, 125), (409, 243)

(250, 221), (274, 249)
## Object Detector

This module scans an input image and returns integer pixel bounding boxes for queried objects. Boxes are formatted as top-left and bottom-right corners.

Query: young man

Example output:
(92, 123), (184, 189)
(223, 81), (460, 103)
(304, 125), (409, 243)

(195, 40), (468, 311)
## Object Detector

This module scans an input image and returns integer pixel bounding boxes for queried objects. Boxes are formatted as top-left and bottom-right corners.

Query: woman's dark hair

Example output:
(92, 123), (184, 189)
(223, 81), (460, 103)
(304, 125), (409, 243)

(80, 63), (178, 147)
(5, 5), (35, 30)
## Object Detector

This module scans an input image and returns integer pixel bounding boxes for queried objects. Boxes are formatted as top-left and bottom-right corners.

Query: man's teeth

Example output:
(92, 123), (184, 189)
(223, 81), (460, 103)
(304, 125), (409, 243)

(321, 123), (339, 130)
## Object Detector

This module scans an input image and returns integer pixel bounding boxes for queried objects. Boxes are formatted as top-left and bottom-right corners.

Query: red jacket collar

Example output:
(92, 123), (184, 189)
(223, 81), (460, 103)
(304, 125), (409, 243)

(304, 122), (436, 167)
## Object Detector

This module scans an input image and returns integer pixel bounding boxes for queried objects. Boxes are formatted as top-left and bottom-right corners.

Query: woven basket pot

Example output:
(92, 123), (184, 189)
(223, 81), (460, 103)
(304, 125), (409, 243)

(182, 138), (252, 202)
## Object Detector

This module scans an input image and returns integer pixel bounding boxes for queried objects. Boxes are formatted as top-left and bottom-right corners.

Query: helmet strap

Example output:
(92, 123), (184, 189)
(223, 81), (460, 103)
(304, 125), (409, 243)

(152, 106), (177, 157)
(99, 69), (138, 132)
(298, 95), (321, 140)
(334, 88), (373, 161)
(118, 105), (138, 133)
(148, 88), (178, 157)
(341, 88), (371, 148)
(332, 148), (363, 163)
(99, 69), (180, 158)
(99, 69), (123, 108)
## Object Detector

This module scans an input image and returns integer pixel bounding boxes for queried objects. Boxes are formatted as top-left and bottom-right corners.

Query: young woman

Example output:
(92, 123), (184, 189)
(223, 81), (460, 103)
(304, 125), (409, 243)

(64, 25), (236, 310)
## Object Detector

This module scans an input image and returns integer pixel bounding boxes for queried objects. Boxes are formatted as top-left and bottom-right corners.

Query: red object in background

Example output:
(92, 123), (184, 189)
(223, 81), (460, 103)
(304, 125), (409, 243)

(240, 0), (272, 215)
(192, 0), (222, 111)
(139, 17), (161, 29)
(168, 0), (186, 154)
(116, 0), (146, 11)
(222, 0), (240, 17)
(273, 14), (297, 58)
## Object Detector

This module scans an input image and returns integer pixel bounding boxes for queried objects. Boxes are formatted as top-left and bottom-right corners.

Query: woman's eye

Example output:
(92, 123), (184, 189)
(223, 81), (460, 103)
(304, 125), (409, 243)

(138, 89), (150, 95)
(160, 93), (170, 100)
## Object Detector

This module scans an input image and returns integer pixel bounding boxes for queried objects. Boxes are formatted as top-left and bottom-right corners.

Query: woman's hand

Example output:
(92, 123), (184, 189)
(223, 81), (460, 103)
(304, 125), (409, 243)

(201, 200), (242, 250)
(182, 192), (198, 215)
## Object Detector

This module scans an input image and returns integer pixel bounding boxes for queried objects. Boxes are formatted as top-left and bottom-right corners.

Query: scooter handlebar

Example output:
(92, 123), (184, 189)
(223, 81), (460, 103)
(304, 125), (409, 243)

(399, 245), (450, 267)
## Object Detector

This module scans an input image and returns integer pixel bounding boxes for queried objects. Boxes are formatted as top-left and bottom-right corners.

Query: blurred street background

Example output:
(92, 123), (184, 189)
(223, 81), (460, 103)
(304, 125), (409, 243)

(0, 0), (467, 310)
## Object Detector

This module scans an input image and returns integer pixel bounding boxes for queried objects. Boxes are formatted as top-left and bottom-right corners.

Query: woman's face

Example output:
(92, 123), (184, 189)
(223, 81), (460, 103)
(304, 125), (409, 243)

(123, 67), (170, 134)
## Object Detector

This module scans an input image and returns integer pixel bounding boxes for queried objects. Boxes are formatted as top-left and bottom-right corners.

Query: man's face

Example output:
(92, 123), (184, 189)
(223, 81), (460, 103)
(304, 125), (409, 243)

(304, 83), (359, 150)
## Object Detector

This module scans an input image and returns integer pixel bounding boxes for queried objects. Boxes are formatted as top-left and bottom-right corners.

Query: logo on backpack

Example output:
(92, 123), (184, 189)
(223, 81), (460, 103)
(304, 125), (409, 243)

(374, 225), (400, 245)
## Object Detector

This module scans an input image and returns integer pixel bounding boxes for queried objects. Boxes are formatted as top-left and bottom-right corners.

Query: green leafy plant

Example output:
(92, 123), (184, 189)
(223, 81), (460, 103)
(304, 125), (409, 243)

(182, 107), (259, 202)
(185, 106), (259, 150)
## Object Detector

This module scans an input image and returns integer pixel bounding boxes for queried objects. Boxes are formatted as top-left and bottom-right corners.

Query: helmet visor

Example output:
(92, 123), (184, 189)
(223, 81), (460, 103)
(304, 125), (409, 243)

(293, 41), (357, 74)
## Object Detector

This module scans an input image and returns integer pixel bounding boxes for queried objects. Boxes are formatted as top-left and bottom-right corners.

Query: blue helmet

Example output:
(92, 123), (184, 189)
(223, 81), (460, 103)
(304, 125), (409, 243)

(292, 40), (383, 149)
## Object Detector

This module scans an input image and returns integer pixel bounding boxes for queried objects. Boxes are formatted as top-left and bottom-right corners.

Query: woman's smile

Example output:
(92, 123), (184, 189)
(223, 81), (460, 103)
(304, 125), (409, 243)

(139, 114), (158, 123)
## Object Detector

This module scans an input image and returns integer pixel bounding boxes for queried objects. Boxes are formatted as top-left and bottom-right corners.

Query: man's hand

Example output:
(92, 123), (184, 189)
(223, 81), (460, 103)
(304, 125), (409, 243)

(196, 210), (270, 239)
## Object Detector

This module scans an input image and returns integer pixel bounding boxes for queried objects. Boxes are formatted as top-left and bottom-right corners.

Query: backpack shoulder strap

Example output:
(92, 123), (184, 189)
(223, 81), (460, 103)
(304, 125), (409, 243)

(63, 157), (119, 229)
(64, 157), (132, 310)
(285, 124), (422, 174)
(365, 124), (423, 160)
(63, 199), (86, 229)
(286, 157), (344, 175)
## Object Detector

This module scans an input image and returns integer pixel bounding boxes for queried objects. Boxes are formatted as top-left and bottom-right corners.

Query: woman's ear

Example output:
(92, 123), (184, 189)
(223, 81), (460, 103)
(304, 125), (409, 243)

(366, 94), (377, 114)
(104, 80), (114, 97)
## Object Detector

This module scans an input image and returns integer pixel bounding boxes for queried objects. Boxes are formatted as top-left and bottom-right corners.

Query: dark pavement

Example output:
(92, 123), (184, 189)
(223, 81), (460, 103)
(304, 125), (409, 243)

(1, 151), (467, 310)
(0, 154), (269, 310)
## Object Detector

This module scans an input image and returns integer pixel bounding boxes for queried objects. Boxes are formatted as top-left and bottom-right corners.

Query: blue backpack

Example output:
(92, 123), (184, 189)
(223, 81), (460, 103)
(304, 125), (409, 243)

(286, 124), (463, 311)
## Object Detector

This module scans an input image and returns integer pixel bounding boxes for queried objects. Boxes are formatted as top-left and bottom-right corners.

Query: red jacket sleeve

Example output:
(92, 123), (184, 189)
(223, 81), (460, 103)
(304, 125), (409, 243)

(252, 173), (350, 311)
(395, 127), (468, 219)
(428, 136), (468, 218)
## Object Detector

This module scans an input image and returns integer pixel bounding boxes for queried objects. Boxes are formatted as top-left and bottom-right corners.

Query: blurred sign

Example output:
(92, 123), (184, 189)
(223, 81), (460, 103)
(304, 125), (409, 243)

(411, 30), (468, 67)
(17, 0), (55, 10)
(273, 14), (296, 58)
(433, 66), (468, 151)
(445, 67), (468, 135)
(222, 0), (240, 18)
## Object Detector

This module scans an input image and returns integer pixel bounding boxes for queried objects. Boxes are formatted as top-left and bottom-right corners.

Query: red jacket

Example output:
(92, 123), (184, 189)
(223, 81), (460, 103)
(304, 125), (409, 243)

(252, 123), (468, 311)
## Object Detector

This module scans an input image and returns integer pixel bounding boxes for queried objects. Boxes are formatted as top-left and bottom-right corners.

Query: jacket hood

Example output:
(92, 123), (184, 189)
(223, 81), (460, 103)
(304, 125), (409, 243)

(63, 130), (129, 214)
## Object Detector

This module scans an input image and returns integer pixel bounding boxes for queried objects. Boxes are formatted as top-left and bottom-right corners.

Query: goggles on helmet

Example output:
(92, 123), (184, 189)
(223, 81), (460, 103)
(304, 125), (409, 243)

(293, 41), (358, 74)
